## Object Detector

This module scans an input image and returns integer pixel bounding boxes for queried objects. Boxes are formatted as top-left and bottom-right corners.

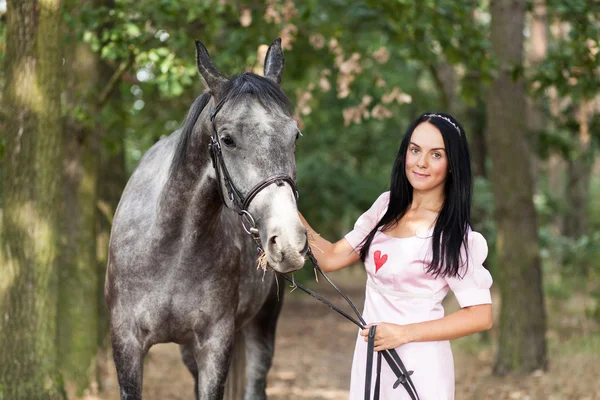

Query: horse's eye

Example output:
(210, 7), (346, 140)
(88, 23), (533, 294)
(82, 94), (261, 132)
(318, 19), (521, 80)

(221, 135), (235, 147)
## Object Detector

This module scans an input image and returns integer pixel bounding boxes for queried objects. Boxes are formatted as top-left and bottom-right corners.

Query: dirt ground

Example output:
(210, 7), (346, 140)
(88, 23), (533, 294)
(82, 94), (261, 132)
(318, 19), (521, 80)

(94, 270), (600, 400)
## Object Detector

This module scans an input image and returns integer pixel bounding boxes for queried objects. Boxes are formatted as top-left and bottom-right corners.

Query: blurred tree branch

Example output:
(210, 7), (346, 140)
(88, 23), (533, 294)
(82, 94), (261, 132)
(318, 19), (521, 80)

(98, 53), (134, 108)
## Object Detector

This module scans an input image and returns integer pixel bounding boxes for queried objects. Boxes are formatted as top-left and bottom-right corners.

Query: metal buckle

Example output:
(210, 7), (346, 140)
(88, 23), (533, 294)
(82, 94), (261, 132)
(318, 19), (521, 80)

(208, 137), (219, 169)
(240, 210), (257, 236)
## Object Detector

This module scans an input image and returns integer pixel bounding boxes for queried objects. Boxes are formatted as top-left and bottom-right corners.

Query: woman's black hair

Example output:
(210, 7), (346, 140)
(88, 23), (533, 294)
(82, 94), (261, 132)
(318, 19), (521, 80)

(358, 112), (472, 278)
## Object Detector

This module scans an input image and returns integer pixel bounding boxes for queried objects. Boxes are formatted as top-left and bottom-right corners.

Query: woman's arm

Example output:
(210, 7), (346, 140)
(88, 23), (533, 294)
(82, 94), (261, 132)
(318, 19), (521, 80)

(360, 304), (493, 351)
(299, 212), (360, 272)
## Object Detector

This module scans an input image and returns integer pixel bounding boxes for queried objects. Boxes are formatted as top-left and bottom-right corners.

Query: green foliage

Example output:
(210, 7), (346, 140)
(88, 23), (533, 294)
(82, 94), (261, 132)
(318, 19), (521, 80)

(61, 0), (598, 293)
(537, 125), (574, 160)
(589, 169), (600, 232)
(2, 0), (599, 395)
(529, 2), (600, 172)
(534, 1), (600, 102)
(362, 0), (493, 104)
(541, 229), (600, 277)
(72, 0), (289, 167)
(551, 332), (600, 356)
(527, 2), (600, 315)
(540, 223), (600, 323)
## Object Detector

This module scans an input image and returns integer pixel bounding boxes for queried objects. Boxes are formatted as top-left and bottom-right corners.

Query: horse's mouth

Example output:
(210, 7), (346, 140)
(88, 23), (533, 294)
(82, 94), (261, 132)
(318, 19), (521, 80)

(299, 236), (310, 258)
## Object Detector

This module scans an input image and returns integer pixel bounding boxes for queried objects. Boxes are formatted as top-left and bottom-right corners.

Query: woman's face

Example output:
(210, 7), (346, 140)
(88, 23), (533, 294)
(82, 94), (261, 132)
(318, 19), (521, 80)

(405, 121), (449, 193)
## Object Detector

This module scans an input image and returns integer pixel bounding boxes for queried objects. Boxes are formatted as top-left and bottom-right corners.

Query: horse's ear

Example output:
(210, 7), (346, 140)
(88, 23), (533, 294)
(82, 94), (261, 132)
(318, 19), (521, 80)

(195, 40), (228, 98)
(264, 38), (285, 86)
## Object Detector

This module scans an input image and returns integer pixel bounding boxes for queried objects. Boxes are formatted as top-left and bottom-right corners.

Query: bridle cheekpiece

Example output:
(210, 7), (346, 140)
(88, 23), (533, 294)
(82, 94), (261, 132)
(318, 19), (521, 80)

(208, 97), (298, 247)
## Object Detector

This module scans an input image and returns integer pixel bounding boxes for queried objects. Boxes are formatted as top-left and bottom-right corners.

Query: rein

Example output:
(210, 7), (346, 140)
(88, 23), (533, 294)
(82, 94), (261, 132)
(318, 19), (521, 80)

(279, 251), (420, 400)
(207, 96), (419, 400)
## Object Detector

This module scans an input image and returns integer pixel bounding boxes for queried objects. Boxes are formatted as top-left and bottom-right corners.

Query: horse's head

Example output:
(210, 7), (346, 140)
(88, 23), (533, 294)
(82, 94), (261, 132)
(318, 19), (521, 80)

(195, 38), (307, 274)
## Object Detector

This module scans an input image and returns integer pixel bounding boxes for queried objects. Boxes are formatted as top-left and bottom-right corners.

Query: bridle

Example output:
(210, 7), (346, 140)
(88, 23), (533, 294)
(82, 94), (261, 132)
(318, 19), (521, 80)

(208, 95), (419, 400)
(208, 96), (298, 248)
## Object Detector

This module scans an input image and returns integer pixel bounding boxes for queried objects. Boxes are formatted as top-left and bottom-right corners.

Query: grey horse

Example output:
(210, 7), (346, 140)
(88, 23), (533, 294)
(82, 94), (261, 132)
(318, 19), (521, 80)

(105, 38), (308, 400)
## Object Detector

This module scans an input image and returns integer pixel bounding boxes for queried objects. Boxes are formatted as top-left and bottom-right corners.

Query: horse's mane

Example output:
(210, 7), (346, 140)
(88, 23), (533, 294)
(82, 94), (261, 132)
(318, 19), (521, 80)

(169, 72), (292, 178)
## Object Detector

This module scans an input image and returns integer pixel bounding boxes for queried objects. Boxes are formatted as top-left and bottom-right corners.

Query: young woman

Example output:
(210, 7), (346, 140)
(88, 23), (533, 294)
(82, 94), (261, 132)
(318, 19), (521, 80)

(299, 112), (493, 399)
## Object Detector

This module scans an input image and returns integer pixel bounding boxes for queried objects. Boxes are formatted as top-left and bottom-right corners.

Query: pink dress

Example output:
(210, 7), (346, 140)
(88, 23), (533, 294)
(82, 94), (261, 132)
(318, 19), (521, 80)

(344, 192), (493, 400)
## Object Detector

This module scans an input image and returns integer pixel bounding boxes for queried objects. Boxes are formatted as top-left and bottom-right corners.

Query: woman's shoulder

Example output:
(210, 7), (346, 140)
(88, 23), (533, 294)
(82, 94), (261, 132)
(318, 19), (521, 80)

(465, 228), (488, 256)
(375, 191), (390, 204)
(366, 191), (390, 218)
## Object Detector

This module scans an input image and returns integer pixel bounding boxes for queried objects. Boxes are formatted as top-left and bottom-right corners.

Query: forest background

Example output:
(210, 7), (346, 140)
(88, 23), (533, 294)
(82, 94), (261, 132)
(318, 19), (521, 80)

(0, 0), (599, 398)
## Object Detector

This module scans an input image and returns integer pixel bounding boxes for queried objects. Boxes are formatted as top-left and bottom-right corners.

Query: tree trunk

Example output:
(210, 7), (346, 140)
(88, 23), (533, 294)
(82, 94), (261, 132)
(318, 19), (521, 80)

(564, 101), (593, 241)
(546, 77), (566, 233)
(57, 34), (101, 395)
(0, 0), (65, 398)
(466, 95), (487, 179)
(526, 0), (547, 187)
(463, 7), (490, 180)
(565, 158), (593, 237)
(487, 0), (548, 375)
(429, 61), (457, 115)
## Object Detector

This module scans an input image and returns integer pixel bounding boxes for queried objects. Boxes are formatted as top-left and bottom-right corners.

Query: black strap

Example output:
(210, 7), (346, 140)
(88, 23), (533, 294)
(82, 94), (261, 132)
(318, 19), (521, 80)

(365, 325), (417, 400)
(389, 347), (418, 395)
(211, 136), (244, 210)
(381, 350), (417, 400)
(242, 175), (298, 211)
(375, 351), (382, 399)
(365, 326), (376, 400)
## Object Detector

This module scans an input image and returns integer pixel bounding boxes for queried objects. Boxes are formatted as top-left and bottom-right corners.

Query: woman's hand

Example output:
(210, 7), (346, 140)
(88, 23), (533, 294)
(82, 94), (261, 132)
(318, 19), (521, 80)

(297, 212), (360, 272)
(359, 305), (493, 350)
(360, 322), (414, 352)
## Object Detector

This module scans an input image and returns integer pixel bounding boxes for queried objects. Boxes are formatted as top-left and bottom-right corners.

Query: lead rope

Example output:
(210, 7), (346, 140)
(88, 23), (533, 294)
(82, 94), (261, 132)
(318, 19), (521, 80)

(279, 248), (420, 400)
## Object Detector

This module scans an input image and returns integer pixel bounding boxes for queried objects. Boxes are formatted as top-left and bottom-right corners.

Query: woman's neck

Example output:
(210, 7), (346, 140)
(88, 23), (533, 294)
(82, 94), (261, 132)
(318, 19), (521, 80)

(410, 188), (445, 214)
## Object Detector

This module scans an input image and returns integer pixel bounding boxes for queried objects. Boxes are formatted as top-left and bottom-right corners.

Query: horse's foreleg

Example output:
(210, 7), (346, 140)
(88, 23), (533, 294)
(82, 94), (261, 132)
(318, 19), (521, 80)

(111, 328), (145, 400)
(193, 317), (236, 400)
(242, 278), (285, 400)
(180, 343), (199, 400)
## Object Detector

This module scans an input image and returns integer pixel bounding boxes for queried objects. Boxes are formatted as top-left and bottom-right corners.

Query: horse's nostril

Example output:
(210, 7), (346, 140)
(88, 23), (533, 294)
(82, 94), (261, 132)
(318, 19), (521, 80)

(269, 235), (278, 246)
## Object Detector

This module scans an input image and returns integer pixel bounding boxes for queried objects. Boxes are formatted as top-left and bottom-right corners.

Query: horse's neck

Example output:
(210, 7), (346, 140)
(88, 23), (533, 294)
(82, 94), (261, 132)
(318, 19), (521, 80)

(158, 124), (223, 235)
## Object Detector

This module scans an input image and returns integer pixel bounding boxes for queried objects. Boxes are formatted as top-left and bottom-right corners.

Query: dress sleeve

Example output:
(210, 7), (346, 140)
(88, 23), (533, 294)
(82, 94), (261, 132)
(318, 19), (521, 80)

(444, 231), (493, 307)
(344, 191), (390, 252)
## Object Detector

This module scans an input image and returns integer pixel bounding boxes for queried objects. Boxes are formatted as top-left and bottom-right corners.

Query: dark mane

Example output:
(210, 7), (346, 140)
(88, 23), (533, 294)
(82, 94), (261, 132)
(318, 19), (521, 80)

(169, 92), (211, 178)
(169, 72), (291, 178)
(223, 72), (292, 113)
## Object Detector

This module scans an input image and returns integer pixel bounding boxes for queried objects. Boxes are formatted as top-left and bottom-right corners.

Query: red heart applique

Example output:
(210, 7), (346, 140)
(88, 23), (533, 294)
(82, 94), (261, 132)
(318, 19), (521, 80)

(374, 250), (388, 273)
